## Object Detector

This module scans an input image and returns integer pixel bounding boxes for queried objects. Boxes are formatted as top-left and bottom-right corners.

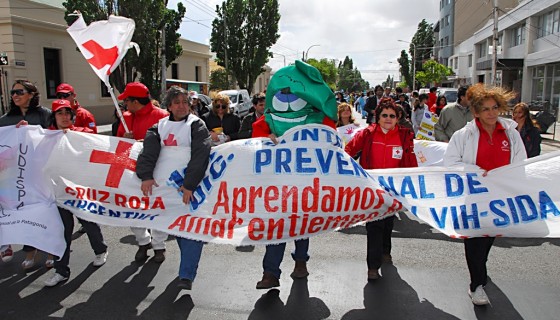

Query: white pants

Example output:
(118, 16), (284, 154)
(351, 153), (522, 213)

(131, 227), (167, 250)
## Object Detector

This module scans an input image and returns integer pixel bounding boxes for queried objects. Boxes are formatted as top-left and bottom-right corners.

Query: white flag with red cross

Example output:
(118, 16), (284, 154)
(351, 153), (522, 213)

(66, 13), (139, 85)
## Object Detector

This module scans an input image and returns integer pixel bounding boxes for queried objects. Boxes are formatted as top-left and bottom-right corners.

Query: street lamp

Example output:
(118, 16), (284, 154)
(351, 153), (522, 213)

(304, 44), (320, 62)
(272, 52), (286, 66)
(398, 40), (416, 91)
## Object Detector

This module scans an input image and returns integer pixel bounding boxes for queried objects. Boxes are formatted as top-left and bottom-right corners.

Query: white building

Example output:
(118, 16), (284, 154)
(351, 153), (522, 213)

(451, 0), (560, 111)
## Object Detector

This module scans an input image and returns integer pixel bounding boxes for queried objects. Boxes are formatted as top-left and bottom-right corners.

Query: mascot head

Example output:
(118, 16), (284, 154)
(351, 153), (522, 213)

(264, 60), (337, 136)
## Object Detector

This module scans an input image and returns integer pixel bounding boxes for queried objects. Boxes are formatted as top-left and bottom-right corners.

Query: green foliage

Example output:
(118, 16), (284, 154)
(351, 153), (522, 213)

(336, 56), (369, 92)
(415, 60), (452, 87)
(210, 0), (280, 93)
(408, 19), (435, 89)
(209, 68), (230, 91)
(382, 75), (394, 89)
(63, 0), (186, 99)
(397, 50), (412, 89)
(306, 58), (338, 90)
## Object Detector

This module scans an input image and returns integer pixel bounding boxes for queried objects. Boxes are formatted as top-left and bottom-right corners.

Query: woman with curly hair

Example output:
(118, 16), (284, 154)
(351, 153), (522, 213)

(444, 83), (526, 306)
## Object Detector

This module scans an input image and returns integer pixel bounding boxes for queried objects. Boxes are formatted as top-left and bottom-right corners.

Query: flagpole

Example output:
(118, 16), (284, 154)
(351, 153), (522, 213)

(106, 83), (130, 133)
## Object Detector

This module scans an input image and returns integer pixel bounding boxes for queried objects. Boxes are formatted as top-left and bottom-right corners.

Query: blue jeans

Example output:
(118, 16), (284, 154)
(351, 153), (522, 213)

(263, 239), (309, 279)
(176, 237), (204, 281)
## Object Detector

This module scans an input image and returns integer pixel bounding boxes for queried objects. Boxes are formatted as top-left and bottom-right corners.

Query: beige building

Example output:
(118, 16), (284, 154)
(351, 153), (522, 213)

(209, 58), (272, 94)
(0, 0), (210, 124)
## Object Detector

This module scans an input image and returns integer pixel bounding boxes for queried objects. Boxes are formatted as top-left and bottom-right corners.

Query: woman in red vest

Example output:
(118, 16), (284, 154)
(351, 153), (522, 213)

(344, 98), (418, 281)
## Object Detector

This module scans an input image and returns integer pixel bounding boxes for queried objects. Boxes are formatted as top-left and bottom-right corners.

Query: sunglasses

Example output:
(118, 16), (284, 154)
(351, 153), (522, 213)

(380, 114), (397, 119)
(214, 104), (227, 109)
(10, 89), (27, 96)
(56, 92), (72, 99)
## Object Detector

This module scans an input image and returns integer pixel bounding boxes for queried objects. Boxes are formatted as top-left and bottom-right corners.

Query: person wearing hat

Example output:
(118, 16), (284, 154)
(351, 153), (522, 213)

(56, 83), (97, 133)
(43, 99), (109, 287)
(116, 82), (169, 263)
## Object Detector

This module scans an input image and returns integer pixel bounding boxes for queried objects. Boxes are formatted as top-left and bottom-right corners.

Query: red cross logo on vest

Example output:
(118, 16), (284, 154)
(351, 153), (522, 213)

(163, 134), (178, 146)
(89, 141), (137, 188)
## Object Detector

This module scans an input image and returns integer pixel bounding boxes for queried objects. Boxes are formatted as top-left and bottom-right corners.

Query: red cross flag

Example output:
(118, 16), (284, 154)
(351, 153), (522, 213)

(67, 13), (139, 85)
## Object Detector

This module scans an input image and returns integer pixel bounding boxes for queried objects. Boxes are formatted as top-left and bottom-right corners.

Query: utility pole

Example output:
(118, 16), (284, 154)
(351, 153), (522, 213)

(491, 0), (499, 85)
(160, 24), (166, 100)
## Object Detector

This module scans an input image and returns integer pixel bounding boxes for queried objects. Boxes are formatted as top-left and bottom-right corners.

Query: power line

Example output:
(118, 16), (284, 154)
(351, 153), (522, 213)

(182, 16), (211, 29)
(185, 0), (216, 18)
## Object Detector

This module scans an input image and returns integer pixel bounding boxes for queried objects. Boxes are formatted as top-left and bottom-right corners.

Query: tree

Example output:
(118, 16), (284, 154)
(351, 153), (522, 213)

(306, 58), (338, 90)
(397, 50), (412, 89)
(382, 75), (394, 89)
(209, 69), (230, 91)
(410, 19), (435, 73)
(415, 60), (453, 87)
(63, 0), (186, 99)
(210, 0), (280, 94)
(337, 56), (369, 92)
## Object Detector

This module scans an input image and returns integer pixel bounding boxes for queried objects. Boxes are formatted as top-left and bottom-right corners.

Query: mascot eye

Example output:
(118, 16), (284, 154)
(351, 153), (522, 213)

(272, 91), (308, 112)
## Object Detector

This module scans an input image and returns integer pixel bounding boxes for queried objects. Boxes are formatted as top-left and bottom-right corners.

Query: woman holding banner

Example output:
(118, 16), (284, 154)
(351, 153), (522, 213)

(344, 98), (418, 281)
(444, 83), (526, 306)
(136, 86), (212, 290)
(0, 80), (51, 268)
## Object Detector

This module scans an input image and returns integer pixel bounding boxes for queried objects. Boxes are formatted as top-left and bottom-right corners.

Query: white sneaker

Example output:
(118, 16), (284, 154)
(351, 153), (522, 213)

(468, 285), (490, 305)
(93, 251), (108, 267)
(44, 273), (68, 287)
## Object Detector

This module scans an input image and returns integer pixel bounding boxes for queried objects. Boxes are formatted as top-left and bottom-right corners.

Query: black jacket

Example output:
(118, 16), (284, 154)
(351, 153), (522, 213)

(202, 112), (241, 141)
(363, 97), (378, 124)
(136, 114), (212, 191)
(0, 105), (51, 128)
(520, 125), (541, 158)
(238, 112), (260, 139)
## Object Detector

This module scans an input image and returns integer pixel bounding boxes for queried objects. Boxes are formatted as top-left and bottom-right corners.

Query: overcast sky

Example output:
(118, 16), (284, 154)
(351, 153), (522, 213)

(167, 0), (440, 86)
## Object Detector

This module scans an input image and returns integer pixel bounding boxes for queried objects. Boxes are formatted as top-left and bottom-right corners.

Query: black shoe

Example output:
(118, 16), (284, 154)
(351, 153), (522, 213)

(177, 278), (192, 290)
(153, 249), (166, 263)
(135, 244), (151, 262)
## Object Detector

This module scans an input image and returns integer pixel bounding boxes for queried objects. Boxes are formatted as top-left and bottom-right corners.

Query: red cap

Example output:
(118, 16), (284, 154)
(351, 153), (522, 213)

(118, 82), (150, 100)
(56, 83), (74, 93)
(51, 99), (72, 113)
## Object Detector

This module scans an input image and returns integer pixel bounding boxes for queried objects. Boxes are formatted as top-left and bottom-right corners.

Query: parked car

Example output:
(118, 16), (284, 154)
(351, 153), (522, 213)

(218, 89), (252, 117)
(437, 87), (458, 103)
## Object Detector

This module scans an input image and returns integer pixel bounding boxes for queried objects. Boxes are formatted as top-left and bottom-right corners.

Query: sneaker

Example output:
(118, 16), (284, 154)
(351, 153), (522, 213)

(153, 249), (166, 263)
(256, 272), (280, 289)
(44, 273), (68, 287)
(468, 285), (490, 305)
(93, 251), (108, 267)
(367, 268), (380, 281)
(177, 278), (192, 290)
(135, 244), (151, 262)
(0, 245), (13, 263)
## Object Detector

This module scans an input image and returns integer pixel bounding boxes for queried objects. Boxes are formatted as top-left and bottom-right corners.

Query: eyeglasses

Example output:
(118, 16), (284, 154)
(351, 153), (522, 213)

(214, 104), (227, 109)
(56, 92), (72, 99)
(10, 89), (27, 96)
(380, 113), (397, 119)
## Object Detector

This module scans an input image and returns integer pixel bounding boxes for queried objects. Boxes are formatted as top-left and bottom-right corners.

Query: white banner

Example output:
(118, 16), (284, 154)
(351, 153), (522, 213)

(1, 125), (560, 250)
(0, 126), (65, 257)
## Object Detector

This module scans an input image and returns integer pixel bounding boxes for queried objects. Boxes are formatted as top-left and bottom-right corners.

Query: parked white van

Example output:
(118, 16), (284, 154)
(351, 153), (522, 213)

(219, 89), (252, 117)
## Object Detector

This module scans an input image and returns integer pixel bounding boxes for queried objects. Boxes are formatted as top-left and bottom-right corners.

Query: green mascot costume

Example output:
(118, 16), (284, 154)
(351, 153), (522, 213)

(252, 60), (338, 138)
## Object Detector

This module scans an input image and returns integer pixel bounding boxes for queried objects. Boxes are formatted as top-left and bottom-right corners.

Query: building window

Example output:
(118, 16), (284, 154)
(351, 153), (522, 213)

(468, 54), (473, 67)
(511, 24), (526, 47)
(538, 9), (560, 38)
(101, 80), (110, 97)
(444, 36), (449, 47)
(445, 15), (450, 27)
(478, 42), (487, 58)
(195, 66), (201, 82)
(454, 57), (458, 69)
(43, 48), (61, 99)
(171, 63), (178, 79)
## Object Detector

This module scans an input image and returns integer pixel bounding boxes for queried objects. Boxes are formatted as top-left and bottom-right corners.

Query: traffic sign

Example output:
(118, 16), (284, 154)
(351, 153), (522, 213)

(0, 53), (8, 66)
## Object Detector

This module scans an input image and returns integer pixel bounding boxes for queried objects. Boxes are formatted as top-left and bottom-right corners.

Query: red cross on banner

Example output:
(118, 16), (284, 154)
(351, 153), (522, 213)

(89, 141), (137, 188)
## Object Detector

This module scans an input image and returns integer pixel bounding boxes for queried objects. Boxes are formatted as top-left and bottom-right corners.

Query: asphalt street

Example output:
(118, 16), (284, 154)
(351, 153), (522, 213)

(2, 117), (559, 319)
(1, 213), (559, 320)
